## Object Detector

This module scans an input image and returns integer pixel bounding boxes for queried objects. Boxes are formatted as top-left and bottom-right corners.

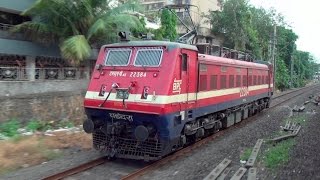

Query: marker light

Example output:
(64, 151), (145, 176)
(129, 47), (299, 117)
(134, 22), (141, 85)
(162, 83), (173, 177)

(141, 86), (149, 99)
(112, 83), (119, 88)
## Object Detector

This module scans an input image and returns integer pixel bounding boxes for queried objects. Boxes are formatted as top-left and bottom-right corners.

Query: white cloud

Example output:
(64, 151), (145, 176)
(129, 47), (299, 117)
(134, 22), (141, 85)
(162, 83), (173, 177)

(250, 0), (320, 62)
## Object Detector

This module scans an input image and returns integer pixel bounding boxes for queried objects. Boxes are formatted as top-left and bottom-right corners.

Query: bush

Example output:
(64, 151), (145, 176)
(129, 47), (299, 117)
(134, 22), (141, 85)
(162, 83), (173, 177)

(26, 120), (42, 132)
(0, 119), (21, 137)
(57, 120), (74, 128)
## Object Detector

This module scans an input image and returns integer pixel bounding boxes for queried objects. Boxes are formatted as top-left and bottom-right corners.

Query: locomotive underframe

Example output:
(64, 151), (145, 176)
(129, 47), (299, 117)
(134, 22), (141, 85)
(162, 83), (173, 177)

(181, 97), (271, 146)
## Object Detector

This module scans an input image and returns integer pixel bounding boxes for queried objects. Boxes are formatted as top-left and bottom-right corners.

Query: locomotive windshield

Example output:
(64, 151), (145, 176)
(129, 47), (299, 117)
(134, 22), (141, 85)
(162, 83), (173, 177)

(105, 48), (131, 66)
(134, 49), (163, 67)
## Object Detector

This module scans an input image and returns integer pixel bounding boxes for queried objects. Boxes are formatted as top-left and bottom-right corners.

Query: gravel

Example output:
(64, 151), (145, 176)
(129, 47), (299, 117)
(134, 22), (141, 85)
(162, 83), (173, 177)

(1, 87), (319, 180)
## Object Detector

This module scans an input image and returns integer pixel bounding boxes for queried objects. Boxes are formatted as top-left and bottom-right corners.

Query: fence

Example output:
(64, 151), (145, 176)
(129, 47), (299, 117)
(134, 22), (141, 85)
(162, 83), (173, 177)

(0, 23), (13, 31)
(0, 67), (86, 81)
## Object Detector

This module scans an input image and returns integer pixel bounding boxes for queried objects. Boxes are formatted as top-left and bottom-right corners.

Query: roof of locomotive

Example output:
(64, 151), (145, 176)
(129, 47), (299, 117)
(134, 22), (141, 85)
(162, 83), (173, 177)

(198, 54), (269, 69)
(102, 40), (198, 51)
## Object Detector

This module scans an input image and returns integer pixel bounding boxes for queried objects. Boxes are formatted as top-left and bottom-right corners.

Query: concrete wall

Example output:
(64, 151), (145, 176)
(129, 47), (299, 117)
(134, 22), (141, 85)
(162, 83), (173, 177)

(0, 91), (86, 124)
(0, 38), (99, 60)
(0, 80), (89, 97)
(0, 38), (61, 57)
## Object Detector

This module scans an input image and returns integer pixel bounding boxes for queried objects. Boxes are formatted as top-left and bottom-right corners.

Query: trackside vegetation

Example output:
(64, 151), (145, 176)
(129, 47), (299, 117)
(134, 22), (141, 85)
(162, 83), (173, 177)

(208, 0), (319, 90)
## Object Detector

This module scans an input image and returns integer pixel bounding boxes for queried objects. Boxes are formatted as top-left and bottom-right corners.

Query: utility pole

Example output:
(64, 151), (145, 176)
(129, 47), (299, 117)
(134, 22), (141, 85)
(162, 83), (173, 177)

(290, 54), (294, 88)
(270, 25), (277, 89)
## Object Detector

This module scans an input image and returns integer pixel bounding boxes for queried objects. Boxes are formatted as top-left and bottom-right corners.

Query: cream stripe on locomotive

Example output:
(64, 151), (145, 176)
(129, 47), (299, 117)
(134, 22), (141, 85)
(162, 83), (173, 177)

(86, 84), (272, 105)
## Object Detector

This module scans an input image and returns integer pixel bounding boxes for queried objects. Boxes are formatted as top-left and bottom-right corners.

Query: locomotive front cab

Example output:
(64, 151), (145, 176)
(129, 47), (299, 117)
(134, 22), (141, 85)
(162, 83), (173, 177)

(84, 41), (198, 160)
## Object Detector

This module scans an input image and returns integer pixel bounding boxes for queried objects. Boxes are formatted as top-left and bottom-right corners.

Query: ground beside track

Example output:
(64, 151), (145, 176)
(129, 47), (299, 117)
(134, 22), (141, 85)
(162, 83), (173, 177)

(262, 98), (320, 179)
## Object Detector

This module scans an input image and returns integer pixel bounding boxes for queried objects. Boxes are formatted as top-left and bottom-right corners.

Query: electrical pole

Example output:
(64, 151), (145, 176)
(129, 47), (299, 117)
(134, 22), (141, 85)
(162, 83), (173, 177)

(290, 55), (294, 88)
(270, 25), (277, 89)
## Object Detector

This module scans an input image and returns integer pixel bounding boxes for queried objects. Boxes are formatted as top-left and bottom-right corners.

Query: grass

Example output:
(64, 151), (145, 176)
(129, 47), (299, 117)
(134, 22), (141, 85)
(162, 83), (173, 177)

(0, 132), (92, 175)
(57, 120), (74, 128)
(26, 120), (42, 132)
(288, 115), (306, 125)
(261, 115), (305, 169)
(0, 119), (21, 137)
(263, 139), (295, 169)
(240, 148), (253, 161)
(0, 119), (76, 140)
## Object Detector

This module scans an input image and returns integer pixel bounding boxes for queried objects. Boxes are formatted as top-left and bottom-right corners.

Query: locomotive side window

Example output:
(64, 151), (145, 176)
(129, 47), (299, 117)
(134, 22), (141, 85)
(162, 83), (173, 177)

(258, 76), (261, 85)
(182, 53), (187, 71)
(229, 75), (234, 88)
(262, 76), (265, 84)
(248, 75), (253, 86)
(105, 49), (131, 66)
(243, 75), (247, 86)
(210, 75), (217, 90)
(134, 49), (163, 67)
(221, 66), (227, 72)
(253, 75), (257, 85)
(199, 64), (207, 72)
(199, 75), (207, 91)
(220, 75), (227, 89)
(236, 75), (241, 87)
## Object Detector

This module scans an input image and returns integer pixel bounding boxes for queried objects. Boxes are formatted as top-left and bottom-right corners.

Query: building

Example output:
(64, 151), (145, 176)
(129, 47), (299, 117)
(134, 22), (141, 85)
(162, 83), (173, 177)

(0, 0), (95, 83)
(138, 0), (223, 45)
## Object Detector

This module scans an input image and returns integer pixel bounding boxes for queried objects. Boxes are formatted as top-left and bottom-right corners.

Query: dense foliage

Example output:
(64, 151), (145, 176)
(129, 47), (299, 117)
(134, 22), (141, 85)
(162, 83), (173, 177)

(13, 0), (142, 64)
(154, 9), (177, 41)
(208, 0), (319, 90)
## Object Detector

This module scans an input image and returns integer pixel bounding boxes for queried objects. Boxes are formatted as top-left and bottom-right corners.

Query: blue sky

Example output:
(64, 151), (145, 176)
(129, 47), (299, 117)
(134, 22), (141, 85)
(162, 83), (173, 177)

(250, 0), (320, 62)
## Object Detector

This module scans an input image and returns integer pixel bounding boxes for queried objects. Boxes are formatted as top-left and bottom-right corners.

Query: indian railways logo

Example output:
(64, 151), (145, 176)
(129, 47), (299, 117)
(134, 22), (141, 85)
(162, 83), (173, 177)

(172, 78), (182, 94)
(109, 113), (133, 122)
(240, 87), (249, 97)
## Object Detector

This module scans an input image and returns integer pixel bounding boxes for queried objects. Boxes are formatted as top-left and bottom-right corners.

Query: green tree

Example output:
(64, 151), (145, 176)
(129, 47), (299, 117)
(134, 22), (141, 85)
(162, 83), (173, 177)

(13, 0), (141, 64)
(276, 26), (298, 67)
(249, 7), (274, 60)
(158, 9), (177, 41)
(209, 0), (253, 51)
(275, 57), (290, 91)
(292, 50), (319, 87)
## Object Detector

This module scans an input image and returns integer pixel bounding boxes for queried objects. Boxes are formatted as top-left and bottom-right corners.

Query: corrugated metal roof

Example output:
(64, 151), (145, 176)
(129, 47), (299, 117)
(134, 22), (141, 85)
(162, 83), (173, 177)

(102, 40), (198, 51)
(198, 54), (269, 69)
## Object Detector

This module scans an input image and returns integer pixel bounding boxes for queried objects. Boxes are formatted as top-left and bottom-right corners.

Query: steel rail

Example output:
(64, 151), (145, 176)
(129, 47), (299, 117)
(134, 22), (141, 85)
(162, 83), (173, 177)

(42, 157), (108, 180)
(120, 84), (320, 180)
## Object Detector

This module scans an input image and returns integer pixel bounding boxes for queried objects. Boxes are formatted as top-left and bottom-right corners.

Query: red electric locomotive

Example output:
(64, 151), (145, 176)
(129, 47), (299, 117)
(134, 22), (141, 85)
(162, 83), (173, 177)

(83, 35), (273, 161)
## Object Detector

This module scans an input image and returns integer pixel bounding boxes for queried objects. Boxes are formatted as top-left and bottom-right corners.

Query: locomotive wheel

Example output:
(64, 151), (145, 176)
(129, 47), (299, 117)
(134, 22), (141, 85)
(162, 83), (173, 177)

(266, 98), (272, 108)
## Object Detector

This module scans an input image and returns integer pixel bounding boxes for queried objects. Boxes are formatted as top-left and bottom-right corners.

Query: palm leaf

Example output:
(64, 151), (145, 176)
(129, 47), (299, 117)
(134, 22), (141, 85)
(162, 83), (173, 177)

(60, 35), (91, 64)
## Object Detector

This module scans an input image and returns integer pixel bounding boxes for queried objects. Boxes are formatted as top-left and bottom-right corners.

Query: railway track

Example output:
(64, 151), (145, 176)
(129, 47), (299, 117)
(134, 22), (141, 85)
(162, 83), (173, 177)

(42, 84), (319, 180)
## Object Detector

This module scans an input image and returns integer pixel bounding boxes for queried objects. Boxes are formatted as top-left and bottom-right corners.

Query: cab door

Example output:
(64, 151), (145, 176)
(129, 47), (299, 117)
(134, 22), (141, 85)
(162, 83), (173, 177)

(180, 49), (198, 120)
